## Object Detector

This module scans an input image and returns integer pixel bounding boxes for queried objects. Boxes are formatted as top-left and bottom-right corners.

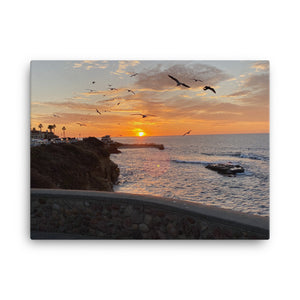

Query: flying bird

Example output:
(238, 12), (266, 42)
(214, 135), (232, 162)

(91, 81), (96, 84)
(127, 89), (135, 95)
(109, 88), (118, 91)
(192, 78), (203, 82)
(168, 75), (190, 88)
(53, 114), (60, 118)
(96, 109), (101, 115)
(131, 113), (156, 118)
(129, 73), (138, 77)
(183, 130), (191, 136)
(85, 89), (96, 92)
(203, 86), (216, 93)
(77, 123), (87, 126)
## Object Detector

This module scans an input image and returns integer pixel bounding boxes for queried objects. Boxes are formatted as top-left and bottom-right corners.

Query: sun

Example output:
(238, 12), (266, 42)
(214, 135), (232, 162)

(138, 131), (145, 137)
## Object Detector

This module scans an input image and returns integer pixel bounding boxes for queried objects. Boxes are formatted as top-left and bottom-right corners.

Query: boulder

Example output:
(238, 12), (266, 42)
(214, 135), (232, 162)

(205, 163), (244, 175)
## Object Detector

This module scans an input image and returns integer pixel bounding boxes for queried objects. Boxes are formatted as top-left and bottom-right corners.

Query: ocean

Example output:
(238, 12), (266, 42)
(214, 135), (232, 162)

(110, 133), (269, 216)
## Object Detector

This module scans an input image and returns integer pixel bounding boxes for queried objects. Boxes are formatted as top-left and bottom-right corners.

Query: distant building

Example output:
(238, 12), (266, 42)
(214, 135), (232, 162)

(31, 128), (58, 139)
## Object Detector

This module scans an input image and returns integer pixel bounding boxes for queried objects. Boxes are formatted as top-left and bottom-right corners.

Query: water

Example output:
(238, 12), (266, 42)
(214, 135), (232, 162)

(110, 134), (269, 216)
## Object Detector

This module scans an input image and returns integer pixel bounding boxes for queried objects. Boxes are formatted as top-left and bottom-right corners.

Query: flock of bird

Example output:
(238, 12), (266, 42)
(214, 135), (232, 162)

(58, 71), (216, 136)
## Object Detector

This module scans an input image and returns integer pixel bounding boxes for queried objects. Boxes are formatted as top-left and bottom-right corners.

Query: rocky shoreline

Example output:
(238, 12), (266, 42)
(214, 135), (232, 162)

(31, 137), (120, 192)
(104, 141), (164, 154)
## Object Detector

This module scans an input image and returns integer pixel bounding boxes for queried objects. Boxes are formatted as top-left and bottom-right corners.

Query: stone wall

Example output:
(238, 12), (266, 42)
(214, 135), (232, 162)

(31, 189), (269, 239)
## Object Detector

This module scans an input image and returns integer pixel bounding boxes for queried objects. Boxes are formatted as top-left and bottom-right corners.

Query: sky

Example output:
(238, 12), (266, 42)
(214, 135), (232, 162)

(31, 60), (269, 138)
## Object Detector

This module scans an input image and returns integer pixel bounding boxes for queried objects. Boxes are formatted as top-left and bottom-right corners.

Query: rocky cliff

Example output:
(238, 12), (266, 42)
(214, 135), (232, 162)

(31, 137), (120, 191)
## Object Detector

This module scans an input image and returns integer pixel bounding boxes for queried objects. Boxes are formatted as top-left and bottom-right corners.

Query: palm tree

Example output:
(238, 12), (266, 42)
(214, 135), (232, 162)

(38, 123), (43, 138)
(48, 124), (54, 133)
(62, 126), (66, 138)
(53, 124), (56, 133)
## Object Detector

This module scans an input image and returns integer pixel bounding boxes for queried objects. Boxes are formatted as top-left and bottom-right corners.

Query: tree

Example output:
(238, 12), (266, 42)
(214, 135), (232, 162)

(48, 125), (54, 133)
(53, 124), (56, 133)
(62, 126), (66, 138)
(38, 123), (43, 132)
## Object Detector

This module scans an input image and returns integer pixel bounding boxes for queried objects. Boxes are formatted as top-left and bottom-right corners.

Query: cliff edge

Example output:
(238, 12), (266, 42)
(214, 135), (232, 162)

(31, 137), (120, 191)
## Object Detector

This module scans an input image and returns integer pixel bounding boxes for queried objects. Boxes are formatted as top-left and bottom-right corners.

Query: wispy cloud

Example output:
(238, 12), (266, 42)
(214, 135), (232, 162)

(226, 90), (250, 97)
(251, 61), (269, 72)
(112, 60), (140, 76)
(72, 60), (108, 70)
(243, 73), (269, 91)
(134, 63), (231, 91)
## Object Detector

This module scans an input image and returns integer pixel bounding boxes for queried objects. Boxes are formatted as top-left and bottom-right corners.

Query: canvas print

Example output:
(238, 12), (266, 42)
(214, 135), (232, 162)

(30, 60), (269, 239)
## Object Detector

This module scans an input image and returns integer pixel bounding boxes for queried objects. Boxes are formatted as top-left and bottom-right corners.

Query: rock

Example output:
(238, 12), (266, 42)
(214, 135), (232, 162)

(144, 214), (152, 225)
(53, 203), (60, 210)
(167, 223), (178, 236)
(139, 223), (149, 233)
(205, 163), (244, 175)
(123, 205), (134, 217)
(31, 137), (120, 192)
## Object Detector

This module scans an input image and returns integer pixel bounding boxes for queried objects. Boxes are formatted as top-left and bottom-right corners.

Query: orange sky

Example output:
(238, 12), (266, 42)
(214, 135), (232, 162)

(31, 60), (269, 137)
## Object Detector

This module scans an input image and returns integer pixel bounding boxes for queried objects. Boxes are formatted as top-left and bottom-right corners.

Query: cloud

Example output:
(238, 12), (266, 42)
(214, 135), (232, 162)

(251, 61), (269, 72)
(72, 60), (108, 70)
(134, 63), (231, 91)
(34, 100), (99, 111)
(229, 73), (268, 107)
(243, 73), (269, 91)
(113, 60), (140, 75)
(226, 90), (250, 97)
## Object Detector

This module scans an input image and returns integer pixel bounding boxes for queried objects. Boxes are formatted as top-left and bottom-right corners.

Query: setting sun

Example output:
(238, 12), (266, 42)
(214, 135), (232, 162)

(138, 131), (145, 137)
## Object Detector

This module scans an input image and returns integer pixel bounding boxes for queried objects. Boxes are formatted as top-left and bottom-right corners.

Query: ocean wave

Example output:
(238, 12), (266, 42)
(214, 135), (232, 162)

(201, 152), (268, 161)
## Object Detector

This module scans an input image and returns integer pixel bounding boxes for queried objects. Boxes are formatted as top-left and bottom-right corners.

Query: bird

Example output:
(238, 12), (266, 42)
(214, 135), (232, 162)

(85, 89), (96, 92)
(191, 78), (203, 82)
(109, 88), (118, 91)
(127, 89), (135, 95)
(183, 130), (191, 136)
(116, 102), (120, 105)
(77, 123), (87, 126)
(53, 114), (60, 118)
(129, 73), (138, 77)
(91, 81), (96, 84)
(168, 75), (190, 88)
(131, 113), (156, 118)
(203, 86), (216, 93)
(96, 109), (101, 115)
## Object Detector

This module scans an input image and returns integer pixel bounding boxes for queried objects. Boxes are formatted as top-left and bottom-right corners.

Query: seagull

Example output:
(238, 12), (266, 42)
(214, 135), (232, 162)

(182, 130), (191, 136)
(203, 86), (216, 93)
(127, 89), (135, 95)
(192, 78), (203, 82)
(168, 75), (190, 88)
(109, 88), (118, 91)
(91, 81), (96, 84)
(129, 73), (138, 77)
(77, 123), (87, 126)
(53, 114), (60, 118)
(85, 89), (96, 92)
(96, 109), (101, 115)
(131, 113), (156, 118)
